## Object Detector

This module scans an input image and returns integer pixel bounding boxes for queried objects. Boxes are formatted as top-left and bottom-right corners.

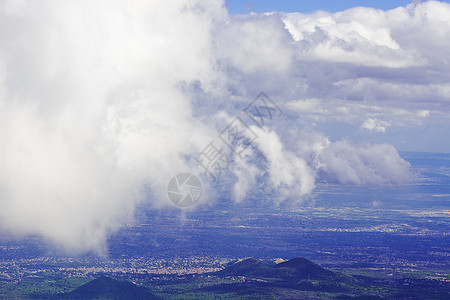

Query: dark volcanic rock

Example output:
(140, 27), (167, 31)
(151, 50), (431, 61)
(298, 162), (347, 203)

(216, 256), (344, 281)
(62, 276), (159, 299)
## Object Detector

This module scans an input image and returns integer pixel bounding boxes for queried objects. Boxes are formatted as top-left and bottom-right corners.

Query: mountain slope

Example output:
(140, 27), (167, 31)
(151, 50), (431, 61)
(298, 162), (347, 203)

(215, 258), (280, 278)
(274, 257), (337, 280)
(62, 276), (159, 299)
(216, 257), (351, 282)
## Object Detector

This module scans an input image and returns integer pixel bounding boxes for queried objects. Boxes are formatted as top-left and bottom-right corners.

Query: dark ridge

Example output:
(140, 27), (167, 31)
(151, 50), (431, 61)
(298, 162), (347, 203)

(62, 276), (159, 299)
(215, 258), (280, 278)
(274, 256), (336, 279)
(215, 256), (353, 282)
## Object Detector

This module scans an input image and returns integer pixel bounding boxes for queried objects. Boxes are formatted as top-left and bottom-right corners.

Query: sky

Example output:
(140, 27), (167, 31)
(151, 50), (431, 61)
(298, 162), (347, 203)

(226, 0), (450, 14)
(0, 0), (449, 253)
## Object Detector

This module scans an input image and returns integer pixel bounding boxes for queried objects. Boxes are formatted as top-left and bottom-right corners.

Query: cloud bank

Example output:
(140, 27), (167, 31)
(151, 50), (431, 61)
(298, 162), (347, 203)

(2, 0), (448, 252)
(0, 0), (226, 253)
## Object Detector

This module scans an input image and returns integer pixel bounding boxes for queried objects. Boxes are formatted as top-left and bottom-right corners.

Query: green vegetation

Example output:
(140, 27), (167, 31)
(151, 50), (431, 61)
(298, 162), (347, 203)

(0, 276), (90, 299)
(0, 257), (448, 299)
(63, 276), (160, 299)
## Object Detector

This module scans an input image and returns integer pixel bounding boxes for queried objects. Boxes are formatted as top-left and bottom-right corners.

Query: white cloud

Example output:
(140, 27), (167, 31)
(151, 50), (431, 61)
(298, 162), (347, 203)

(317, 141), (414, 185)
(230, 151), (260, 203)
(283, 9), (422, 68)
(216, 1), (450, 128)
(251, 127), (316, 202)
(286, 98), (328, 114)
(361, 118), (391, 133)
(215, 13), (294, 74)
(0, 0), (227, 253)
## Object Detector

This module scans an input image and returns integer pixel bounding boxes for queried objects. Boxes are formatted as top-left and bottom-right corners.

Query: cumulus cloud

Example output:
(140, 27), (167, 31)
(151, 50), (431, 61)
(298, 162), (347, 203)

(2, 0), (447, 253)
(251, 127), (316, 201)
(0, 0), (226, 253)
(215, 13), (293, 74)
(217, 1), (450, 132)
(283, 9), (420, 68)
(361, 118), (391, 132)
(230, 1), (450, 150)
(317, 141), (414, 185)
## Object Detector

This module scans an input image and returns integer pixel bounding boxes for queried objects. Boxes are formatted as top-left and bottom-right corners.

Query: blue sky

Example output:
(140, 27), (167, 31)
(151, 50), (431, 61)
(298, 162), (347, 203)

(226, 0), (450, 14)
